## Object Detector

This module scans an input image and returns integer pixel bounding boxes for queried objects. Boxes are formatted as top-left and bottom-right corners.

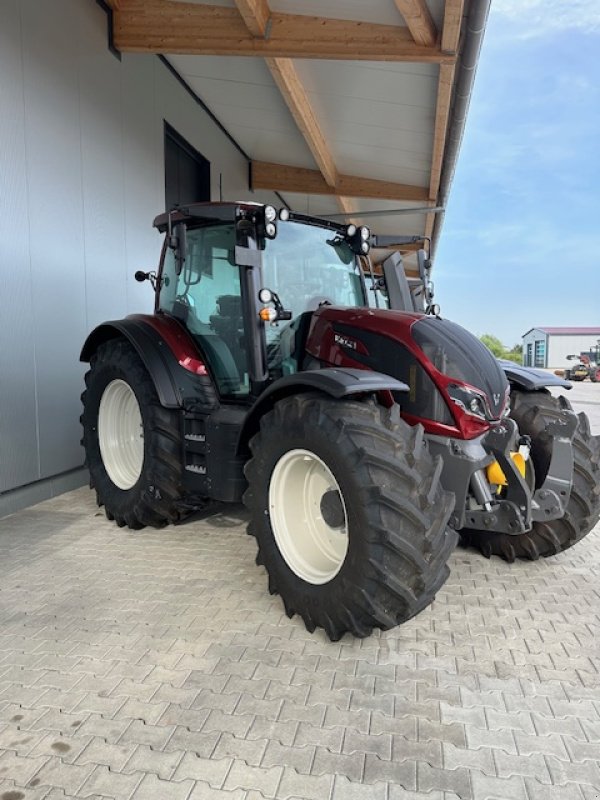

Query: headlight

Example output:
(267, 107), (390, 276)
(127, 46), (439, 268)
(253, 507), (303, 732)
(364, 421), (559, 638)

(447, 383), (488, 419)
(360, 226), (370, 241)
(360, 240), (370, 254)
(264, 205), (277, 222)
(346, 224), (357, 237)
(279, 207), (290, 221)
(265, 222), (277, 238)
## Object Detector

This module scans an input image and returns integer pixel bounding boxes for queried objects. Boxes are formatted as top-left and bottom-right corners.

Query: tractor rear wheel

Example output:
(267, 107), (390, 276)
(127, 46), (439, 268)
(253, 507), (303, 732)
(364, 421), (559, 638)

(243, 393), (457, 640)
(460, 390), (600, 561)
(81, 338), (184, 528)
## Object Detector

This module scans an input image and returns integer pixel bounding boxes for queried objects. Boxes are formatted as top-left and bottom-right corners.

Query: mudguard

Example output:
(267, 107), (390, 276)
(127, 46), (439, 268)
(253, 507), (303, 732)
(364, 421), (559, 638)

(238, 367), (409, 453)
(498, 359), (572, 391)
(80, 315), (218, 411)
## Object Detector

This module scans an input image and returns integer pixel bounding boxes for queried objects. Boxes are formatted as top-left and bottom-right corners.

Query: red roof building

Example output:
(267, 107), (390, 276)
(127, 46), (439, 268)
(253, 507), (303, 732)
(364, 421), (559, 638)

(522, 327), (600, 368)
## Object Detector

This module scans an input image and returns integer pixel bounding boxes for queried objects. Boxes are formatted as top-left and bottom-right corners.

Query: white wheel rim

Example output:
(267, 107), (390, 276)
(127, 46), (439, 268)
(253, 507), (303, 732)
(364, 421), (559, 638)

(269, 448), (349, 585)
(98, 379), (144, 490)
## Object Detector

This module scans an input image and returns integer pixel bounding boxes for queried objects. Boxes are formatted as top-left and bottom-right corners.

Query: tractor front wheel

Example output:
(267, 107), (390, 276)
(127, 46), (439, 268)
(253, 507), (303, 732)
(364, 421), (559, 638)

(460, 390), (600, 561)
(244, 394), (457, 640)
(81, 339), (184, 528)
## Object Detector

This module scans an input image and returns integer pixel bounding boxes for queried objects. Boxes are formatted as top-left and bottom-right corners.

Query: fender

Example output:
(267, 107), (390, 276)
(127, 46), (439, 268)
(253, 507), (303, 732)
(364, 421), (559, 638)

(80, 314), (218, 411)
(498, 360), (572, 392)
(237, 367), (409, 454)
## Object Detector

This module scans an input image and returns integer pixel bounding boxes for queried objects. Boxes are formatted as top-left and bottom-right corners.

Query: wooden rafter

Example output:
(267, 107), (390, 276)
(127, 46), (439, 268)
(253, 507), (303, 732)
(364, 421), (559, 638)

(112, 1), (452, 62)
(426, 0), (465, 242)
(393, 0), (437, 47)
(429, 62), (455, 201)
(251, 162), (429, 203)
(265, 58), (337, 188)
(233, 0), (347, 214)
(441, 0), (465, 54)
(233, 0), (270, 38)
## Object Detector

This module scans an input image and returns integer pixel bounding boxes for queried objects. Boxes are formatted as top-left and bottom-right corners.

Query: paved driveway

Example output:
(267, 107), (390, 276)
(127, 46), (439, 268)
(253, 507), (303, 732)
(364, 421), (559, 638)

(1, 389), (599, 800)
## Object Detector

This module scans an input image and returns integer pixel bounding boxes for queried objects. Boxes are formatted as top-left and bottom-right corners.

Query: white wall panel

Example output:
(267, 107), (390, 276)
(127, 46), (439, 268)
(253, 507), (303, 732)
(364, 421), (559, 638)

(548, 336), (599, 369)
(122, 55), (165, 312)
(78, 0), (128, 330)
(20, 0), (88, 479)
(0, 0), (278, 504)
(0, 0), (40, 491)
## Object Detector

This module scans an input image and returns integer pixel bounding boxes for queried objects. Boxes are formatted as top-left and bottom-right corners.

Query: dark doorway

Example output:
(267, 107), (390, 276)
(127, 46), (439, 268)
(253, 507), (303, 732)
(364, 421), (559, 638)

(164, 122), (211, 211)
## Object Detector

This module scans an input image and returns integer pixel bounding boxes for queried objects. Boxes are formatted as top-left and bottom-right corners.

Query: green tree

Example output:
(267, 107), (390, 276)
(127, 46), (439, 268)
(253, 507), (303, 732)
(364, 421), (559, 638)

(479, 334), (505, 358)
(502, 349), (522, 364)
(479, 335), (523, 364)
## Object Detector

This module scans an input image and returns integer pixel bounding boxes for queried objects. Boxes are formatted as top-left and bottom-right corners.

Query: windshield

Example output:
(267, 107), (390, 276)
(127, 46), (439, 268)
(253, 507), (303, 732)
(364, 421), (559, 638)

(260, 220), (366, 377)
(262, 221), (366, 316)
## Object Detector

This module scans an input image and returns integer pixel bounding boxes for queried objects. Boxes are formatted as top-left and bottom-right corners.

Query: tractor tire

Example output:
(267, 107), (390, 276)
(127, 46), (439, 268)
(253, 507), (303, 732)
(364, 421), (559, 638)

(81, 338), (184, 528)
(243, 393), (457, 640)
(460, 390), (600, 562)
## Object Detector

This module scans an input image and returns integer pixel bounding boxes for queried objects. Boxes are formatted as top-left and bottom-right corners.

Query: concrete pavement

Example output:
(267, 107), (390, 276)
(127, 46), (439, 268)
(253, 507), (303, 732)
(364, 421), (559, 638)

(0, 388), (599, 800)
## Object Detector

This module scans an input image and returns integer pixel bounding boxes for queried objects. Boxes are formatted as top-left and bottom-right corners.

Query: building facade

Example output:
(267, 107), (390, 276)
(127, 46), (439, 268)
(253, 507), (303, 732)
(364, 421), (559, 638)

(0, 0), (278, 517)
(522, 327), (600, 369)
(0, 0), (487, 518)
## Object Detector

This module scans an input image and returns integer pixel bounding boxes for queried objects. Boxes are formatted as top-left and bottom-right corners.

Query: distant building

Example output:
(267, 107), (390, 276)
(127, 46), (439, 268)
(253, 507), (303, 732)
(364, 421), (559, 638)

(522, 327), (600, 369)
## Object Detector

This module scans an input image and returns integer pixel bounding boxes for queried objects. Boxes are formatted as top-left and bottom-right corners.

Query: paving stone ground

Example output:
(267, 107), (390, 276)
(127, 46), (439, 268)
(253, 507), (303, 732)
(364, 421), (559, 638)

(1, 390), (599, 800)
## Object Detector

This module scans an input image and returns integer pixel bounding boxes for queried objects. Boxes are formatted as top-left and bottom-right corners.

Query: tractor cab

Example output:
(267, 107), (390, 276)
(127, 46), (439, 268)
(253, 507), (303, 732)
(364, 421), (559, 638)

(152, 202), (370, 399)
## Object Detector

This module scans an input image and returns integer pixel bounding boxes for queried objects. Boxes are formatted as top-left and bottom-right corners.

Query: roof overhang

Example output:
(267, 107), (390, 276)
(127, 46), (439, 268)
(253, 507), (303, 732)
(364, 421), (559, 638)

(105, 0), (490, 272)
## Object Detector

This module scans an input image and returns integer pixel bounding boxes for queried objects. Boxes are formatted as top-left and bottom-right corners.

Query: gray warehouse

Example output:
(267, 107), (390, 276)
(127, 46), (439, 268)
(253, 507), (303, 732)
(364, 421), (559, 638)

(522, 327), (600, 369)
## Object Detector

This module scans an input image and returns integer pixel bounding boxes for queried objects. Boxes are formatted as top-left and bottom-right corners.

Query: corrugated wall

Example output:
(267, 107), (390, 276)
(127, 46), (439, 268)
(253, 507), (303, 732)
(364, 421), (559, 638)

(547, 335), (600, 370)
(0, 0), (276, 508)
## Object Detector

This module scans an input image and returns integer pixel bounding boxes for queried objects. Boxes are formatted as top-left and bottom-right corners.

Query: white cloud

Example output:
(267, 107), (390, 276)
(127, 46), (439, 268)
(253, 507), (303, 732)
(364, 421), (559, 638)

(493, 0), (600, 36)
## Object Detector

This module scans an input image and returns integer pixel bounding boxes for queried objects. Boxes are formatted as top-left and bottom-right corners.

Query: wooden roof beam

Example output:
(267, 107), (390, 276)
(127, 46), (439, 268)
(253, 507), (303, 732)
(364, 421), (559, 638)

(428, 1), (464, 202)
(234, 0), (271, 38)
(441, 0), (465, 54)
(428, 62), (455, 201)
(251, 162), (429, 203)
(233, 0), (340, 211)
(112, 2), (452, 62)
(393, 0), (437, 47)
(265, 58), (337, 188)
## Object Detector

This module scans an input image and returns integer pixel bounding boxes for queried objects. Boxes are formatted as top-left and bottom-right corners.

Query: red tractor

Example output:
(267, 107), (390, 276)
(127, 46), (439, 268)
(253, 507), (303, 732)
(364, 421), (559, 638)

(81, 203), (600, 640)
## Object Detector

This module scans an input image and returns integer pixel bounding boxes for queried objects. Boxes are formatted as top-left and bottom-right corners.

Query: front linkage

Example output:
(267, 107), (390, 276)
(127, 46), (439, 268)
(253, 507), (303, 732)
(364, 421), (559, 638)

(429, 399), (577, 536)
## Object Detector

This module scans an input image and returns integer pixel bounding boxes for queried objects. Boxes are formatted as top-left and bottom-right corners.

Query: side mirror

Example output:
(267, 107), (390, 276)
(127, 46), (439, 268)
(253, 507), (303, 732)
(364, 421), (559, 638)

(134, 270), (158, 290)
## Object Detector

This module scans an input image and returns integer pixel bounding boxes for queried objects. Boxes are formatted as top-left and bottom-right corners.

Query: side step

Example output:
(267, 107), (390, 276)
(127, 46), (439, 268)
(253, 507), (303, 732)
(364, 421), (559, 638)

(182, 408), (247, 503)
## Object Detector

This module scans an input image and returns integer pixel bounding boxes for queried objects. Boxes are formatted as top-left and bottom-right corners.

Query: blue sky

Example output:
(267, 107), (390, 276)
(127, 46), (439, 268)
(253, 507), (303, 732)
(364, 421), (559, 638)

(434, 0), (600, 348)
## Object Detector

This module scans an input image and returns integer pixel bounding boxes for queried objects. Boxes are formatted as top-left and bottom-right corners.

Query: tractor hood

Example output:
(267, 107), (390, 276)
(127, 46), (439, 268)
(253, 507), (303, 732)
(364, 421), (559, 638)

(307, 306), (510, 431)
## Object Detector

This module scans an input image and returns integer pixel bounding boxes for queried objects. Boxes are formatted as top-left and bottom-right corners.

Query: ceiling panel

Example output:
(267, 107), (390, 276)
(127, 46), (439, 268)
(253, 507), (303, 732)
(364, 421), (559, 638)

(165, 1), (449, 234)
(293, 60), (437, 182)
(180, 0), (445, 28)
(168, 55), (317, 167)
